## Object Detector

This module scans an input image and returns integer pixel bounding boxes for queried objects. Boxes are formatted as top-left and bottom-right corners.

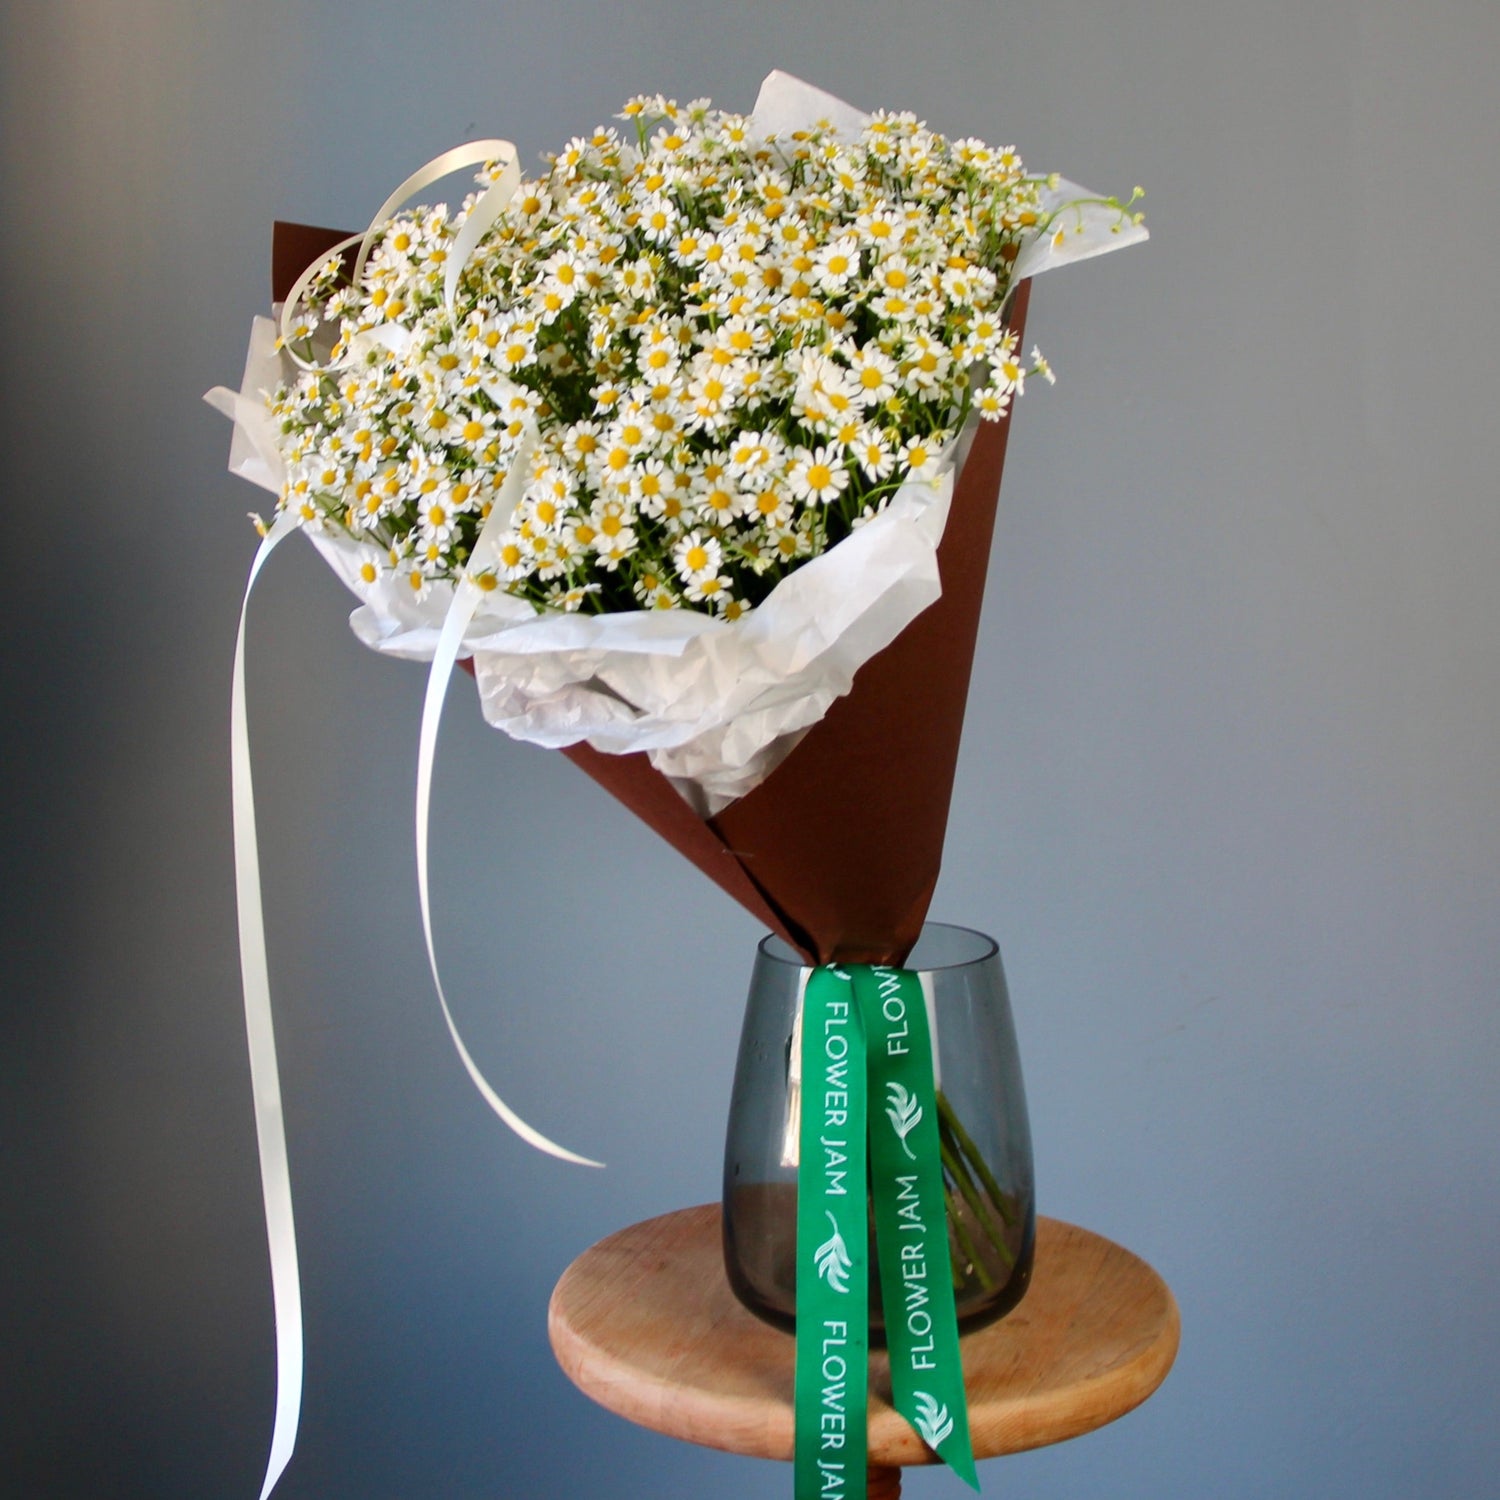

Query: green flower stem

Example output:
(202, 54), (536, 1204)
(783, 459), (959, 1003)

(936, 1090), (1016, 1227)
(943, 1211), (966, 1291)
(939, 1132), (1015, 1272)
(943, 1180), (998, 1291)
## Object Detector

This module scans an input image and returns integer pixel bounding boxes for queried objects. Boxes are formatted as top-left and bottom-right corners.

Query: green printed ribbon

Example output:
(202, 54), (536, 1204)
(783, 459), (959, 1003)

(794, 965), (978, 1499)
(795, 968), (869, 1500)
(854, 966), (978, 1488)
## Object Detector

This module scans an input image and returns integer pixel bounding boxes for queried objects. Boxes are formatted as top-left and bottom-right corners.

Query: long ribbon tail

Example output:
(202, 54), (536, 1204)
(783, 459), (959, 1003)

(794, 967), (869, 1500)
(856, 965), (978, 1488)
(415, 432), (602, 1168)
(231, 510), (304, 1500)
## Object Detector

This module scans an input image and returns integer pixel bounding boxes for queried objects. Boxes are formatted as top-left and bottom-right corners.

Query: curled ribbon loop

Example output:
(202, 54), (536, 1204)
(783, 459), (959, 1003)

(276, 231), (364, 371)
(414, 429), (604, 1168)
(279, 138), (520, 370)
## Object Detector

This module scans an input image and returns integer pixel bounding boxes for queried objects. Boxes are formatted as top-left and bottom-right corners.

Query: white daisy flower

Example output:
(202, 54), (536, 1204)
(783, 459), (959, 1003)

(492, 532), (531, 582)
(594, 531), (639, 571)
(974, 385), (1012, 420)
(900, 330), (952, 393)
(746, 483), (795, 528)
(900, 434), (945, 482)
(767, 522), (813, 563)
(847, 345), (898, 406)
(563, 421), (604, 470)
(629, 456), (672, 511)
(637, 193), (680, 245)
(787, 446), (850, 506)
(725, 429), (786, 488)
(813, 235), (861, 292)
(672, 530), (723, 586)
(684, 571), (734, 606)
(451, 408), (498, 455)
(854, 429), (896, 481)
(548, 581), (602, 612)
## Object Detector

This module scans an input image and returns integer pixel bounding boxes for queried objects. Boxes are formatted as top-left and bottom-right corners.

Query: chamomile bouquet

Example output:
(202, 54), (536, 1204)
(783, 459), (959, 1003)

(219, 71), (1144, 813)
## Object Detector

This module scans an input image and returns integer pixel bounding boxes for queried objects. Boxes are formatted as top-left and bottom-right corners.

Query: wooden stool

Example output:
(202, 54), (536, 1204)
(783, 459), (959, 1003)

(549, 1204), (1179, 1496)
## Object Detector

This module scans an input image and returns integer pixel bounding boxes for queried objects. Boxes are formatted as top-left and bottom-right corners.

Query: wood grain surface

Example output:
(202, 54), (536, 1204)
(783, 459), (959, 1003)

(548, 1203), (1179, 1469)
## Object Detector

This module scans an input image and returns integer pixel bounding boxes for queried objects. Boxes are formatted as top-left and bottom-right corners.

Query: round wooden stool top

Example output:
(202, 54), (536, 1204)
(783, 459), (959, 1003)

(549, 1203), (1178, 1477)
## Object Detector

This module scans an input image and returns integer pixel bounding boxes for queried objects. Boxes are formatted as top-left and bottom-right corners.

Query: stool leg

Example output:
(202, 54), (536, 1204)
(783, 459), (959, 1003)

(867, 1465), (901, 1499)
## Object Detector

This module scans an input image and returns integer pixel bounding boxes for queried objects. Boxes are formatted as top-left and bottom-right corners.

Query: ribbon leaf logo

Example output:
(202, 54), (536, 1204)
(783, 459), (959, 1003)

(912, 1391), (954, 1450)
(885, 1082), (922, 1160)
(814, 1211), (854, 1294)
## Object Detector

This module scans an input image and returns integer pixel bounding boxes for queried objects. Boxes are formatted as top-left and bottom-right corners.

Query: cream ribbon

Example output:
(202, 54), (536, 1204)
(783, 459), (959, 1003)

(229, 142), (599, 1500)
(231, 508), (304, 1500)
(229, 466), (600, 1500)
(413, 429), (603, 1166)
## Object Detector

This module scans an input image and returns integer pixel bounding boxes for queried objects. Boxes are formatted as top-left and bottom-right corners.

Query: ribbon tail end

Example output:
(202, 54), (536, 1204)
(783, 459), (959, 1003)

(943, 1444), (981, 1490)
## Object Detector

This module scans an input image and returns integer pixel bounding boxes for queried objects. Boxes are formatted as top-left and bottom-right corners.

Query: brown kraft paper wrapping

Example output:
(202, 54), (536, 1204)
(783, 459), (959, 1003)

(272, 223), (1030, 968)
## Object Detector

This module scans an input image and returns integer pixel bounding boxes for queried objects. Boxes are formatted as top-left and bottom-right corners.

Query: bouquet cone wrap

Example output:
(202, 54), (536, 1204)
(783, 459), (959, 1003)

(270, 225), (1029, 969)
(562, 316), (1025, 967)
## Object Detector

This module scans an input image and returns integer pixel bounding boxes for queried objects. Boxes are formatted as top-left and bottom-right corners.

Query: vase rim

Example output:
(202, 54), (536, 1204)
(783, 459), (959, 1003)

(757, 921), (1000, 973)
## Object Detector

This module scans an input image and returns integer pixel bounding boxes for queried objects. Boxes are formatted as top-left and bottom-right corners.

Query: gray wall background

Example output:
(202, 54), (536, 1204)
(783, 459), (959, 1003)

(3, 2), (1497, 1496)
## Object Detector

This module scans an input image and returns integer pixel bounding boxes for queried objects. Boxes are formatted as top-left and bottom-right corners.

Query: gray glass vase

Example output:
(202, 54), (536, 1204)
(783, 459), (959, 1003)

(722, 922), (1035, 1335)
